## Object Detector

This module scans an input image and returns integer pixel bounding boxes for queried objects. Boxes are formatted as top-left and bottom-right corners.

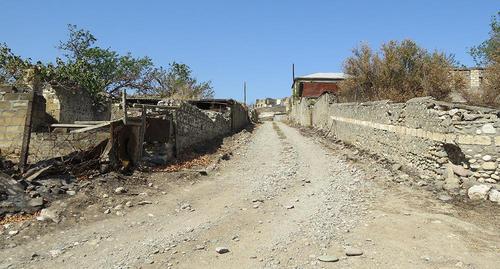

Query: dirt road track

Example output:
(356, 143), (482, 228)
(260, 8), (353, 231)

(0, 122), (499, 268)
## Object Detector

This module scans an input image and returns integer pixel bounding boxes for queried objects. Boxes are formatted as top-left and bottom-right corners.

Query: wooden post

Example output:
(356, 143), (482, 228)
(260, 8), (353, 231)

(122, 90), (127, 125)
(137, 106), (146, 164)
(19, 90), (35, 172)
(173, 113), (179, 158)
(19, 68), (40, 172)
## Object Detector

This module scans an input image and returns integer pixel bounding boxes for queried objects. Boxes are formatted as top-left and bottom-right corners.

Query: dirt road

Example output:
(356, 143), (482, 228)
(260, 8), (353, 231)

(1, 122), (499, 268)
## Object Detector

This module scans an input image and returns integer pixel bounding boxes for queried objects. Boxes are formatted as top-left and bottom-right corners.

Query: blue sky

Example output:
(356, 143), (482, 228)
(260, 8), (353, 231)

(0, 1), (498, 103)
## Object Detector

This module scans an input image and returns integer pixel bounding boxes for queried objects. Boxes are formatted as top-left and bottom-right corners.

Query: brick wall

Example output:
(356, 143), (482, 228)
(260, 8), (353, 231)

(301, 82), (339, 97)
(291, 95), (500, 202)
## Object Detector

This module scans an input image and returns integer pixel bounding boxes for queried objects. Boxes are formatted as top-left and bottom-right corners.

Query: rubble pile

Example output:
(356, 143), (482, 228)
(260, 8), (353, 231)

(0, 140), (109, 218)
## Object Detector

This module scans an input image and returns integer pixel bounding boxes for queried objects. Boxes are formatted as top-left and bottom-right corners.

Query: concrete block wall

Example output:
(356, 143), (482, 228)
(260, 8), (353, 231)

(174, 102), (231, 153)
(291, 95), (500, 202)
(29, 131), (109, 163)
(0, 93), (30, 156)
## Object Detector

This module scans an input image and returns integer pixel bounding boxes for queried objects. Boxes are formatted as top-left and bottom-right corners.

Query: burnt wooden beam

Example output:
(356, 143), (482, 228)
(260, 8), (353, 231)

(19, 90), (35, 172)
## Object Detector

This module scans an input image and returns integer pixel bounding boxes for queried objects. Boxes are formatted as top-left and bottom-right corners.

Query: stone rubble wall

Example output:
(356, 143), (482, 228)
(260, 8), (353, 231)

(290, 95), (500, 203)
(42, 86), (111, 123)
(28, 131), (109, 163)
(174, 102), (232, 153)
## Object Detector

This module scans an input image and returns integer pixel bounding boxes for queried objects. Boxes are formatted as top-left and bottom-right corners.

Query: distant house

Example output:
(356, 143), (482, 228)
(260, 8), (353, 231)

(255, 98), (278, 108)
(254, 97), (288, 108)
(449, 67), (486, 103)
(451, 67), (485, 92)
(292, 73), (346, 98)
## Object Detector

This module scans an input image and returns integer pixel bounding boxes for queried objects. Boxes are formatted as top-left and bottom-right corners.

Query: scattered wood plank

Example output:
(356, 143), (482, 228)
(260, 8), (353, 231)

(24, 165), (53, 182)
(70, 118), (124, 133)
(74, 121), (108, 125)
(131, 104), (180, 109)
(51, 124), (93, 128)
(70, 121), (111, 133)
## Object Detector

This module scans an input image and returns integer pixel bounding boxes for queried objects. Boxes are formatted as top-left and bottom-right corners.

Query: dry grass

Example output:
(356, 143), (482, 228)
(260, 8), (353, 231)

(0, 211), (40, 225)
(272, 122), (286, 139)
(153, 152), (212, 173)
(458, 61), (500, 108)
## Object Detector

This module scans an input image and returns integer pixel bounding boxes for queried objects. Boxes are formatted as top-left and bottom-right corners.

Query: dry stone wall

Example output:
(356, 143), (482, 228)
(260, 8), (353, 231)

(173, 103), (232, 153)
(43, 86), (110, 123)
(291, 95), (500, 203)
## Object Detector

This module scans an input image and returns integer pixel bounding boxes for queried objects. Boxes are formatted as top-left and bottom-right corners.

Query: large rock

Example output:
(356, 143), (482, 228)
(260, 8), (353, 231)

(27, 198), (44, 208)
(467, 185), (492, 200)
(215, 247), (229, 254)
(37, 208), (60, 223)
(318, 255), (339, 262)
(443, 169), (461, 191)
(481, 162), (497, 171)
(345, 247), (363, 256)
(114, 187), (127, 194)
(449, 164), (471, 177)
(481, 124), (496, 134)
(489, 189), (500, 203)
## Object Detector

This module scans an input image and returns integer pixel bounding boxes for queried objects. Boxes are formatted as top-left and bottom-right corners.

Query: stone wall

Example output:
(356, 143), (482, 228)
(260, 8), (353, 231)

(0, 85), (107, 158)
(291, 95), (500, 203)
(290, 97), (314, 127)
(29, 131), (109, 163)
(173, 103), (232, 153)
(231, 102), (250, 131)
(43, 86), (110, 123)
(0, 92), (30, 156)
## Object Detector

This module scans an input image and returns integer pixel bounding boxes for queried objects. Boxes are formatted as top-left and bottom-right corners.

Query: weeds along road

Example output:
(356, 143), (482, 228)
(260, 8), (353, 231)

(1, 122), (499, 269)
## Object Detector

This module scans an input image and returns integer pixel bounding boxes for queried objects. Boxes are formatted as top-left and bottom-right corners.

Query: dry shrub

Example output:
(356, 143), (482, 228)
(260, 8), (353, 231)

(459, 59), (500, 108)
(339, 40), (464, 103)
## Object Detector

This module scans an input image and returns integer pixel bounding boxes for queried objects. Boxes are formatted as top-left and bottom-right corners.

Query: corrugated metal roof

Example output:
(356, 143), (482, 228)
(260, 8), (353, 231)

(297, 72), (347, 80)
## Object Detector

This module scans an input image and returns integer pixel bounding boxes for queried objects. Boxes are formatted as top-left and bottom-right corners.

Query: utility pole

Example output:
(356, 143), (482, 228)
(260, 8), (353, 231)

(292, 63), (296, 98)
(243, 81), (247, 105)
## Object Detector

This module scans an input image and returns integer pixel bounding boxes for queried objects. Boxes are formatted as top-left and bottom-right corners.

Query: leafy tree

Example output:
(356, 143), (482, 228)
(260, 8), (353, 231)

(1, 24), (215, 102)
(469, 12), (499, 66)
(146, 62), (214, 99)
(58, 24), (97, 60)
(0, 43), (32, 87)
(464, 12), (500, 107)
(340, 40), (464, 102)
(46, 25), (156, 99)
